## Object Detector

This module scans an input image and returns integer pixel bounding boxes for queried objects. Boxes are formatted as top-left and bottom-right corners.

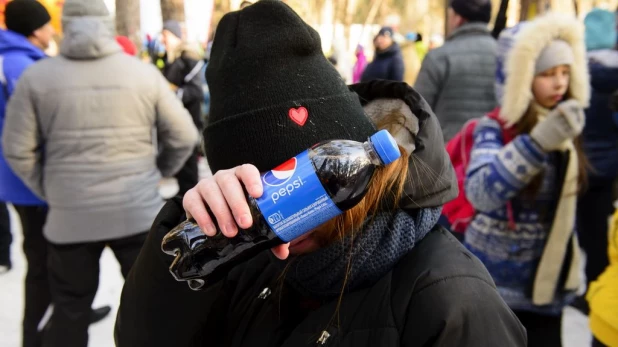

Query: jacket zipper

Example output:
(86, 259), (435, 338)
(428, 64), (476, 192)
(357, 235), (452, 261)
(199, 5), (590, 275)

(317, 330), (331, 345)
(316, 327), (338, 346)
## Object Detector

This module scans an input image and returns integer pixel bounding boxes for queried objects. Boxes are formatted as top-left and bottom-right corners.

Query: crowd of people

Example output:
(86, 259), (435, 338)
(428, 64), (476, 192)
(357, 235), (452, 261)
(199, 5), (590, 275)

(0, 0), (617, 346)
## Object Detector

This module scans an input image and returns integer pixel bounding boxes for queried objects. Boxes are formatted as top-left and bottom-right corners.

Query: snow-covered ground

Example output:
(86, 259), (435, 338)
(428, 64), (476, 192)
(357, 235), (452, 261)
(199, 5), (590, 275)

(0, 160), (594, 346)
(0, 204), (122, 347)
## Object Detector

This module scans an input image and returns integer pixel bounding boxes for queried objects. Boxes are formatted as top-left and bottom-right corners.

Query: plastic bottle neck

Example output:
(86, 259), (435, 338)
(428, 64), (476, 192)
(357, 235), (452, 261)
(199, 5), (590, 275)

(364, 141), (385, 166)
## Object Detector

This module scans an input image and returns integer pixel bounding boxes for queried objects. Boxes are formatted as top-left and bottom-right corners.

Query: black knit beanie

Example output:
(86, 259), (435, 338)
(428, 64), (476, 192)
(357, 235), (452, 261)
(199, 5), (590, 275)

(204, 0), (376, 173)
(450, 0), (492, 23)
(5, 0), (51, 37)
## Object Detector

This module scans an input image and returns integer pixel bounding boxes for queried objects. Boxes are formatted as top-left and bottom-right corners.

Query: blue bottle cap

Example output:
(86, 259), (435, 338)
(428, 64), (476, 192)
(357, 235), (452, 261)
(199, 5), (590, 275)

(370, 130), (401, 165)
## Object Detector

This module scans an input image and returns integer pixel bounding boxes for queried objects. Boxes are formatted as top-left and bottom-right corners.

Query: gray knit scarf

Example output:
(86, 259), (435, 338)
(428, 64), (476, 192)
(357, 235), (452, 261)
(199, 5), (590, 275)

(279, 207), (441, 298)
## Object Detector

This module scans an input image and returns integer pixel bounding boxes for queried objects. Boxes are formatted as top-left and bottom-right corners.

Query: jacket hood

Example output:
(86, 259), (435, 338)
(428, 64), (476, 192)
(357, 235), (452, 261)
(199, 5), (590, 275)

(495, 22), (528, 105)
(350, 80), (458, 209)
(500, 13), (590, 127)
(0, 29), (45, 59)
(60, 17), (121, 59)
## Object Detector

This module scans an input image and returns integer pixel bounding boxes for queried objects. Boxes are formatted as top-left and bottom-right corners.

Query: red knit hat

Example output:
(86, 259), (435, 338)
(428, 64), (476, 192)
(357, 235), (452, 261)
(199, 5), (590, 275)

(116, 36), (137, 56)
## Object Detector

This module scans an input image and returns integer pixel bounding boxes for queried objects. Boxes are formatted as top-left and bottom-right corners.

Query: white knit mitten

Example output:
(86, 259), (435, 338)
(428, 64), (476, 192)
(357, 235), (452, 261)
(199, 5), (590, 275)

(530, 99), (585, 151)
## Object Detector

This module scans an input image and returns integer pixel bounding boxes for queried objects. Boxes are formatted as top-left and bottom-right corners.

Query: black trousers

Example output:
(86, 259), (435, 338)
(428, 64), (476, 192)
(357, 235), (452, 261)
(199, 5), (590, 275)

(577, 178), (614, 286)
(174, 149), (199, 197)
(593, 337), (607, 347)
(13, 205), (50, 347)
(514, 311), (562, 347)
(43, 232), (147, 347)
(0, 202), (11, 266)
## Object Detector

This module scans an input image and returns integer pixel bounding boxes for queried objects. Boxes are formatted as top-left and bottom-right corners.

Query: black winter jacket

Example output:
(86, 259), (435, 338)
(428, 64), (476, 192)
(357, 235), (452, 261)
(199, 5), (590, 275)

(163, 50), (204, 130)
(583, 61), (618, 179)
(115, 198), (526, 347)
(360, 43), (405, 83)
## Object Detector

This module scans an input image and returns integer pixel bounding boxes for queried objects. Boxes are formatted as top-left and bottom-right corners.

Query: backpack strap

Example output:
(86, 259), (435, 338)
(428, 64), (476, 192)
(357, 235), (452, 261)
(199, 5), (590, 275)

(461, 118), (479, 169)
(184, 59), (204, 84)
(175, 58), (205, 101)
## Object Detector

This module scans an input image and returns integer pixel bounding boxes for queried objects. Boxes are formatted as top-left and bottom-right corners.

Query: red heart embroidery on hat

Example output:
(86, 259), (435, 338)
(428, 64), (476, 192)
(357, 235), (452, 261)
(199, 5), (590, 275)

(289, 107), (308, 126)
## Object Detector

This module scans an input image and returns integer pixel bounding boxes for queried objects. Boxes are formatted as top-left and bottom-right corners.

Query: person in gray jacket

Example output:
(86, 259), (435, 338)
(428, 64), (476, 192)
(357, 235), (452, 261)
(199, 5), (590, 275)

(414, 0), (497, 141)
(2, 0), (198, 346)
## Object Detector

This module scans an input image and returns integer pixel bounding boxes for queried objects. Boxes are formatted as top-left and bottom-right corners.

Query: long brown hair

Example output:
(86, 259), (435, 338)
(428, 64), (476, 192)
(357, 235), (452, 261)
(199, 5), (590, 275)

(276, 110), (411, 329)
(313, 113), (410, 246)
(513, 102), (588, 198)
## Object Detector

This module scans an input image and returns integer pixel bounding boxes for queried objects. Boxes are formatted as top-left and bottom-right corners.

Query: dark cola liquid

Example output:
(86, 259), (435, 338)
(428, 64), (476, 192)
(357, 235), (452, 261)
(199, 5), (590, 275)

(161, 140), (379, 290)
(161, 198), (281, 289)
(310, 140), (377, 210)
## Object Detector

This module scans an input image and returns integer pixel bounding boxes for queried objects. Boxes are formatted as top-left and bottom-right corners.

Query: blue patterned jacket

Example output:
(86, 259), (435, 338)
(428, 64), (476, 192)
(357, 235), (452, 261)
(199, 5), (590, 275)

(464, 116), (576, 315)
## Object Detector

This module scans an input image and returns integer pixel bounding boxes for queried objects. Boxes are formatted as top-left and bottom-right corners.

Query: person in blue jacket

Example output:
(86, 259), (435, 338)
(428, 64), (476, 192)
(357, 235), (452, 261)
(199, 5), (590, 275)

(0, 1), (109, 346)
(361, 27), (404, 82)
(0, 3), (54, 346)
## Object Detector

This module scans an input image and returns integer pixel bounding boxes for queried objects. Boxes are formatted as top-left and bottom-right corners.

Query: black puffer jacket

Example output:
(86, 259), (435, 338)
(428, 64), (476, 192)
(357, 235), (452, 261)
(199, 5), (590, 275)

(115, 82), (526, 346)
(163, 48), (204, 130)
(115, 198), (526, 347)
(360, 43), (405, 82)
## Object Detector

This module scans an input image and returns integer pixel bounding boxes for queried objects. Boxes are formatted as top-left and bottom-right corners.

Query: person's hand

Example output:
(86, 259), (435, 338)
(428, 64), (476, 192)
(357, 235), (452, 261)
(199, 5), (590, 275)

(182, 164), (291, 260)
(530, 99), (585, 151)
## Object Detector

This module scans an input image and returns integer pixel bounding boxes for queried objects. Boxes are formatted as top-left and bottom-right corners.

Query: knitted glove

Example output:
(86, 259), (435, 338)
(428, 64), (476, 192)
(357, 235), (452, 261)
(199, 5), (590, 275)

(530, 99), (585, 152)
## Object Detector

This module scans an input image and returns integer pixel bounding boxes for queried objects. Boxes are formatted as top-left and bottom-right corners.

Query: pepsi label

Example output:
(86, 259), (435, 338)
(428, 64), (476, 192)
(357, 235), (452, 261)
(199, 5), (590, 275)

(256, 151), (342, 243)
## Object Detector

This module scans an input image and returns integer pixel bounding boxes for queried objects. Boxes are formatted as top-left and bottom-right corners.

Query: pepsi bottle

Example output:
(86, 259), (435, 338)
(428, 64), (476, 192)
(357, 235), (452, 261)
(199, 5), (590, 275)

(161, 130), (401, 290)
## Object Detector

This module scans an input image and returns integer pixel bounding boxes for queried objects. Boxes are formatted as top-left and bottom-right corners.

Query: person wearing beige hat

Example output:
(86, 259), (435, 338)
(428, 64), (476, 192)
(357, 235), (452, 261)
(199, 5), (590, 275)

(2, 0), (199, 345)
(463, 13), (590, 346)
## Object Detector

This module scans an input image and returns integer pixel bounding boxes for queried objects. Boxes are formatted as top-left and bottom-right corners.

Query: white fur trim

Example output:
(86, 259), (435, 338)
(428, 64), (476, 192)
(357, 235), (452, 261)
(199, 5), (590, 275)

(363, 98), (419, 155)
(500, 13), (590, 127)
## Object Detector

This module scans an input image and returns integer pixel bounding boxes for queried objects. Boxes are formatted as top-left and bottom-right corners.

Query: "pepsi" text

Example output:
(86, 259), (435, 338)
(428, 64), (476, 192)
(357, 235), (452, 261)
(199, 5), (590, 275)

(271, 176), (305, 204)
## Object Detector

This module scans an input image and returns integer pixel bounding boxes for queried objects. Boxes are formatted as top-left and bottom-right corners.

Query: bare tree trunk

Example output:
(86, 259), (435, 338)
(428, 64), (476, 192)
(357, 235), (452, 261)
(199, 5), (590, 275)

(492, 0), (509, 38)
(161, 0), (185, 22)
(360, 0), (383, 39)
(221, 0), (230, 14)
(329, 0), (343, 52)
(343, 0), (356, 51)
(444, 0), (449, 37)
(401, 0), (417, 34)
(332, 0), (343, 29)
(520, 0), (531, 20)
(116, 0), (141, 51)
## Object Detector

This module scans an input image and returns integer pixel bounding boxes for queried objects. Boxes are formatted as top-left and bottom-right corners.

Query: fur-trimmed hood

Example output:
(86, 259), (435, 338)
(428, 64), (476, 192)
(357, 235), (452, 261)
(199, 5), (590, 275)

(350, 81), (458, 209)
(500, 13), (590, 127)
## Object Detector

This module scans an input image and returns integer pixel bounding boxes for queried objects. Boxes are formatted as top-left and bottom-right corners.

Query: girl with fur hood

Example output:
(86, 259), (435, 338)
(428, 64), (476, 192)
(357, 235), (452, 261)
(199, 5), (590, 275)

(464, 13), (590, 346)
(115, 2), (526, 346)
